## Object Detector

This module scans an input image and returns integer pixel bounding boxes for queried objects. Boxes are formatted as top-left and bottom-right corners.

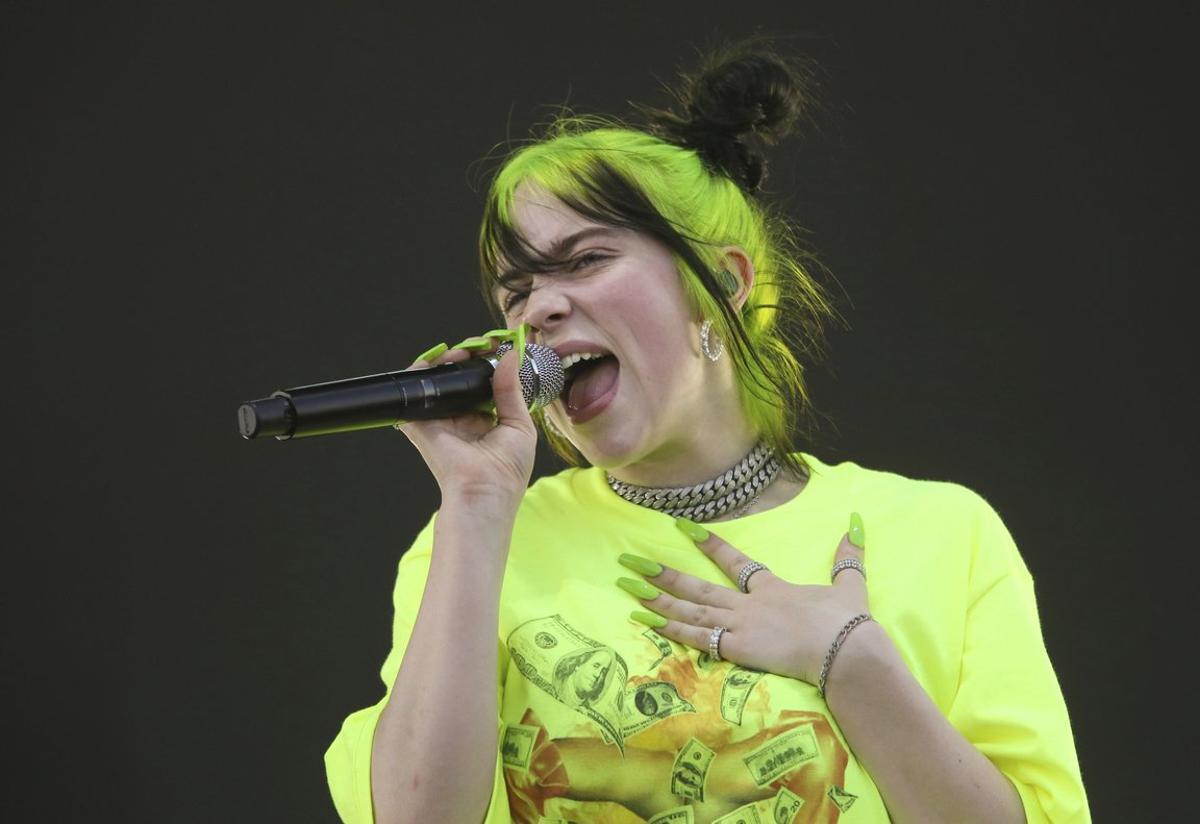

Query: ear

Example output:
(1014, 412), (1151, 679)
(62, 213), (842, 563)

(718, 246), (755, 313)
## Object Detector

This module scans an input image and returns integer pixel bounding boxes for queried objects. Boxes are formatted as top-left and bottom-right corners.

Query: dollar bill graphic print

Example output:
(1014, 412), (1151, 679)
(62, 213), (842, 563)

(648, 805), (696, 824)
(720, 667), (767, 726)
(742, 724), (821, 789)
(771, 787), (805, 823)
(621, 680), (697, 738)
(500, 722), (539, 772)
(501, 613), (854, 822)
(508, 615), (630, 752)
(671, 737), (717, 802)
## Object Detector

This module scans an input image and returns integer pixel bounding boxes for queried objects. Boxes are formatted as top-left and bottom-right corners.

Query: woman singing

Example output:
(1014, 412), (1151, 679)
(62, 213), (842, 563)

(325, 42), (1089, 824)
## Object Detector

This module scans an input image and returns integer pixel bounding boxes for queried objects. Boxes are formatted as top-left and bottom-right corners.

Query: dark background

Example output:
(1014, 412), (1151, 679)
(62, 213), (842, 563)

(3, 2), (1193, 820)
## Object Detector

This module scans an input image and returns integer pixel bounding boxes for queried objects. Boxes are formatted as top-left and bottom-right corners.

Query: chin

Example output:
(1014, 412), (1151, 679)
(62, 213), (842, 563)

(554, 412), (646, 471)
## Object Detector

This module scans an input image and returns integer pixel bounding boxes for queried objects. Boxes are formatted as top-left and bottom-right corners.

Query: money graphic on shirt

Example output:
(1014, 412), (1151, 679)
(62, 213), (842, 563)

(499, 722), (538, 771)
(648, 806), (695, 824)
(719, 666), (766, 725)
(620, 680), (696, 737)
(742, 723), (821, 788)
(827, 785), (858, 812)
(642, 628), (674, 670)
(711, 802), (764, 824)
(670, 736), (716, 802)
(507, 615), (629, 752)
(771, 787), (805, 823)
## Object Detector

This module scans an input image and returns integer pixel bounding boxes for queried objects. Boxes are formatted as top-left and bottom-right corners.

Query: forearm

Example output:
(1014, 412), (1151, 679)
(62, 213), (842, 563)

(371, 494), (518, 824)
(824, 622), (1025, 824)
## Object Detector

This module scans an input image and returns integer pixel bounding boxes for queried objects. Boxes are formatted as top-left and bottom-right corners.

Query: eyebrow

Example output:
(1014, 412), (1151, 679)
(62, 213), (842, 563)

(542, 226), (620, 260)
(493, 226), (620, 293)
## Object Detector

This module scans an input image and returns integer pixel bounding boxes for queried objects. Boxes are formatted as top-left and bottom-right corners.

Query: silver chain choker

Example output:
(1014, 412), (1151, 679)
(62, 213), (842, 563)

(606, 441), (782, 523)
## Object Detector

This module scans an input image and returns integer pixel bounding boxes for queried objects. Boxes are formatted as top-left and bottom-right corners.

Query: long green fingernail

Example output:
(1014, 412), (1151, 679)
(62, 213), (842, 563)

(674, 516), (709, 542)
(848, 512), (866, 548)
(617, 577), (661, 599)
(515, 322), (529, 368)
(482, 328), (516, 341)
(451, 336), (492, 351)
(630, 610), (667, 628)
(618, 553), (663, 577)
(415, 342), (448, 362)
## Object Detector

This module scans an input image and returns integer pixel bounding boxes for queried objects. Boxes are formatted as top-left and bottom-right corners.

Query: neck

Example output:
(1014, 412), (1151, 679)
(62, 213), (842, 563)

(605, 422), (763, 489)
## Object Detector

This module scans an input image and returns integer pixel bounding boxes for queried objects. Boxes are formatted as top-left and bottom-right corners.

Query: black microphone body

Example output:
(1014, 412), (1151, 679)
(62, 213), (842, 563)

(237, 342), (563, 440)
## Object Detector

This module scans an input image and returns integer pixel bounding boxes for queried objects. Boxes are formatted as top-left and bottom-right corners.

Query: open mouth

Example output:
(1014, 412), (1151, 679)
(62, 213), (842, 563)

(560, 352), (620, 421)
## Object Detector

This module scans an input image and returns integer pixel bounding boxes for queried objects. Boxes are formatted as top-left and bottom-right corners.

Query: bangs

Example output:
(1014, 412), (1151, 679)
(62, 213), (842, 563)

(480, 156), (675, 307)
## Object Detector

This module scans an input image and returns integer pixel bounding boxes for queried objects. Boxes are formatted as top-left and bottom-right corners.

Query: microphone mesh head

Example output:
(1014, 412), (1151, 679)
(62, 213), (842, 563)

(495, 342), (564, 411)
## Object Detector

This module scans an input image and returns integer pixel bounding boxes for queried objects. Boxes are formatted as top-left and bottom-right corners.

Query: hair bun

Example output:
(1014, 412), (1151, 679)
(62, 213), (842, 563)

(686, 52), (804, 141)
(637, 41), (816, 194)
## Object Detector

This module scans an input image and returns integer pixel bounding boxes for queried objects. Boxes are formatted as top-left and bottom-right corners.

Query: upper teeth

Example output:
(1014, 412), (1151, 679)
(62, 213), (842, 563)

(560, 351), (606, 371)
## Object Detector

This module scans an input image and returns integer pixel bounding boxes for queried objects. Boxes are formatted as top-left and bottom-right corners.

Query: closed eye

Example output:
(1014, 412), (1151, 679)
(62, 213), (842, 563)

(502, 289), (528, 312)
(569, 251), (609, 270)
(499, 252), (611, 312)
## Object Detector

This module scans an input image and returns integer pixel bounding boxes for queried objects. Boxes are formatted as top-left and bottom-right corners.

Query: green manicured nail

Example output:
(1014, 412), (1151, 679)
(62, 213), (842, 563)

(618, 553), (663, 577)
(482, 328), (516, 341)
(451, 336), (492, 351)
(414, 342), (447, 362)
(630, 610), (667, 628)
(848, 512), (866, 548)
(515, 322), (529, 368)
(674, 516), (709, 542)
(617, 577), (661, 600)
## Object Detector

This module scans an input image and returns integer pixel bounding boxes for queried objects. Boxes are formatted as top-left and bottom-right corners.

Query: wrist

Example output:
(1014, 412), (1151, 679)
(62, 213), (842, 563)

(822, 620), (896, 710)
(440, 484), (524, 517)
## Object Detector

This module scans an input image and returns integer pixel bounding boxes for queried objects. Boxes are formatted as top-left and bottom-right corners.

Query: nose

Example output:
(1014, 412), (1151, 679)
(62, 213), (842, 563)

(522, 278), (572, 336)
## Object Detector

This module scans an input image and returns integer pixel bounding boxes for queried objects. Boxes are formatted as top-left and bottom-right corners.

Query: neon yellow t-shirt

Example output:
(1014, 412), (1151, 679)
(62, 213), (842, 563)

(325, 452), (1090, 822)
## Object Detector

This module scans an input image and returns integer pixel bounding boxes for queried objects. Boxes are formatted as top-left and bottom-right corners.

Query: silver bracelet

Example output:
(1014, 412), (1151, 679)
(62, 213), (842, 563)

(817, 613), (873, 699)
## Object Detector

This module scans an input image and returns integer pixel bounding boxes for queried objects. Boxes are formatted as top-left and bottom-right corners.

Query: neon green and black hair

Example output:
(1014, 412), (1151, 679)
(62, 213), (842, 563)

(477, 42), (845, 480)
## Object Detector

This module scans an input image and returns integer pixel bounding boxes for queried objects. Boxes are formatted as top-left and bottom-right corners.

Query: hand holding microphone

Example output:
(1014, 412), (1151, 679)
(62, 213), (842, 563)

(396, 327), (544, 504)
(236, 324), (564, 503)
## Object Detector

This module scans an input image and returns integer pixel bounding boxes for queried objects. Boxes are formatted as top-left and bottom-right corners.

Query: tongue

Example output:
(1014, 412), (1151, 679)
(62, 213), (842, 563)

(566, 357), (619, 412)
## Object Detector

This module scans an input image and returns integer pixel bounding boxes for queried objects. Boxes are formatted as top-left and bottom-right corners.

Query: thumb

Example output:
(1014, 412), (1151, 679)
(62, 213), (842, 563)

(832, 511), (867, 588)
(490, 343), (536, 434)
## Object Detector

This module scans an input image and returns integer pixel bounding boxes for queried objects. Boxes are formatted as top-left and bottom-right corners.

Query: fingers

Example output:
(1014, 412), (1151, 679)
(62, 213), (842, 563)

(644, 564), (742, 610)
(831, 511), (867, 591)
(632, 612), (735, 657)
(406, 346), (469, 373)
(674, 517), (775, 592)
(618, 561), (739, 623)
(395, 335), (508, 435)
(630, 588), (737, 632)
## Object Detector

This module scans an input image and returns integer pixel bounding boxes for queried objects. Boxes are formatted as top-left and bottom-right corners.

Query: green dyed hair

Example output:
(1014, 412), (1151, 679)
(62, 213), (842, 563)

(477, 47), (844, 481)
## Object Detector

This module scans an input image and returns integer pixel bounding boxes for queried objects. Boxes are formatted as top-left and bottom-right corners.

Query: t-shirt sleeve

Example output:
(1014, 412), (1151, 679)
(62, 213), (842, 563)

(322, 513), (512, 823)
(945, 491), (1091, 823)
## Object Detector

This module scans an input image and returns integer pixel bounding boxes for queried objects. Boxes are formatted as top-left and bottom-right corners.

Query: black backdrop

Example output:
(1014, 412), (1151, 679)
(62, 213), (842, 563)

(3, 2), (1193, 820)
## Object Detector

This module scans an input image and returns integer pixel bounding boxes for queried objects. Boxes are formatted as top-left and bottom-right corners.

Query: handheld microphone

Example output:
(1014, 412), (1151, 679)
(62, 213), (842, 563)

(236, 342), (564, 440)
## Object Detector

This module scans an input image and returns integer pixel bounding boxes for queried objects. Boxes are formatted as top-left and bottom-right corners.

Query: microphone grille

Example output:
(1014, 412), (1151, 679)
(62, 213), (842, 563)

(495, 342), (564, 411)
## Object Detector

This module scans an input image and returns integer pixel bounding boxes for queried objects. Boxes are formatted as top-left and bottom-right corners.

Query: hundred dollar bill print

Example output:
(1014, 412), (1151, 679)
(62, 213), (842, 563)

(621, 680), (697, 738)
(507, 615), (630, 753)
(501, 614), (856, 822)
(500, 722), (540, 772)
(642, 628), (675, 671)
(720, 667), (767, 726)
(671, 737), (717, 802)
(742, 724), (822, 789)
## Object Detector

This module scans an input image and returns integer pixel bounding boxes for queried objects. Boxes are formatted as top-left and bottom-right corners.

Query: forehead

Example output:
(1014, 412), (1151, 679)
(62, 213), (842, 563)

(509, 183), (602, 249)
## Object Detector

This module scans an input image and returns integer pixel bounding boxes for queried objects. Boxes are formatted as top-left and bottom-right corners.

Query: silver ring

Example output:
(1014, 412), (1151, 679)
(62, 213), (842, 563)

(830, 558), (866, 583)
(737, 561), (769, 593)
(708, 625), (727, 662)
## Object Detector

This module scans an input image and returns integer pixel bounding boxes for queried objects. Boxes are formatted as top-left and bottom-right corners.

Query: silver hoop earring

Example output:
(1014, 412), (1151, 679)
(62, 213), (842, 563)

(700, 319), (724, 362)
